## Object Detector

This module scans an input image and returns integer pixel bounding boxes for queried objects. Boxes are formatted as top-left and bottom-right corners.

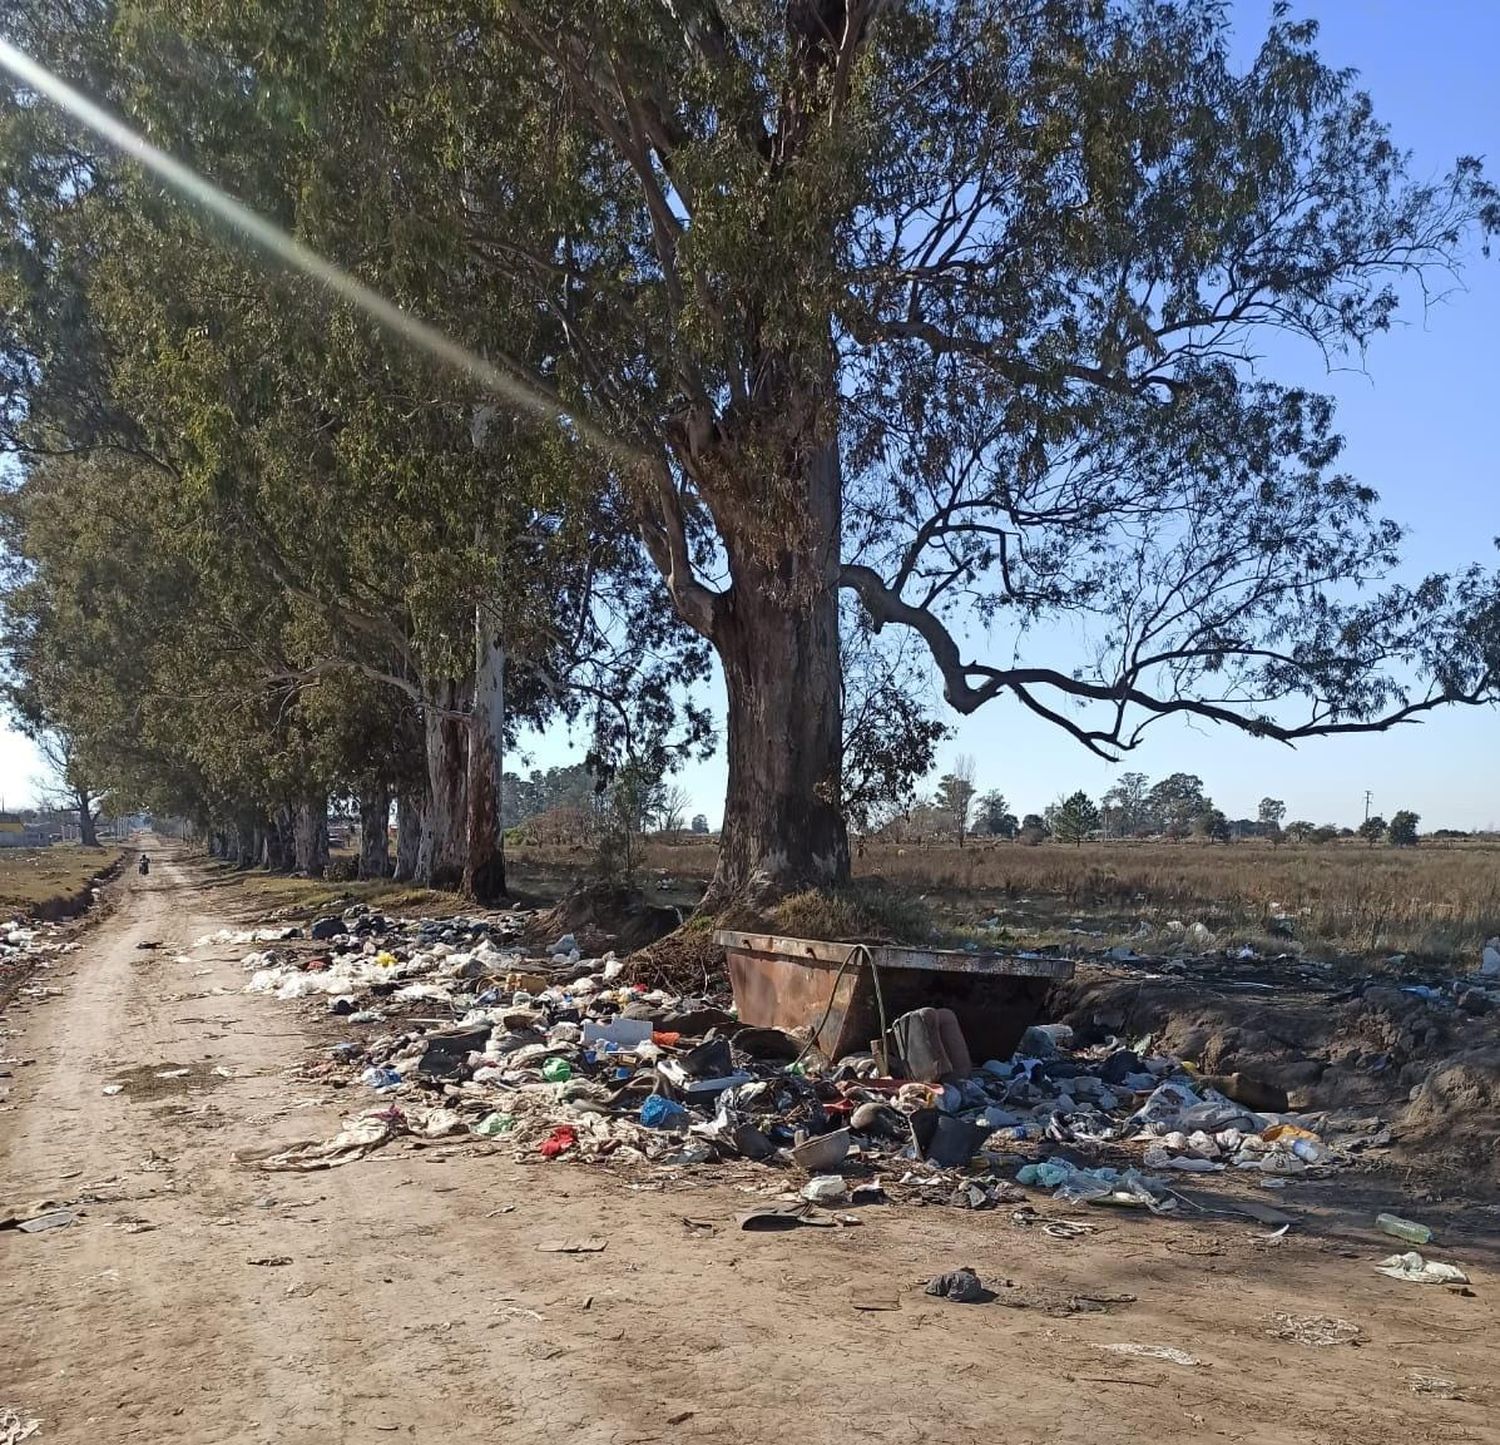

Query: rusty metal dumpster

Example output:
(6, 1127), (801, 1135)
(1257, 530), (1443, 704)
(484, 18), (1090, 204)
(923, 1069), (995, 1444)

(714, 930), (1075, 1063)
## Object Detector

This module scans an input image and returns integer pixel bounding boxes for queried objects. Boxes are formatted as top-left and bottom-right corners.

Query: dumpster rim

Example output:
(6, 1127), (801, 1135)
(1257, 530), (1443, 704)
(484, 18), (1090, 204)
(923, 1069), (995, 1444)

(712, 929), (1074, 982)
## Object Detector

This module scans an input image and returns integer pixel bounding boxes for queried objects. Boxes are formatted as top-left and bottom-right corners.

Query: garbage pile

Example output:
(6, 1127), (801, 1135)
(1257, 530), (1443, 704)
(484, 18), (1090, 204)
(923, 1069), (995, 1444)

(229, 905), (1384, 1206)
(0, 918), (81, 1003)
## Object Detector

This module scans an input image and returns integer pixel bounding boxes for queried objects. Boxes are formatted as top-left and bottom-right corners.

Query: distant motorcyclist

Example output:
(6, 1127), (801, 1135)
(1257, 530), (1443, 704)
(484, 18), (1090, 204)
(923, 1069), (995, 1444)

(138, 852), (150, 876)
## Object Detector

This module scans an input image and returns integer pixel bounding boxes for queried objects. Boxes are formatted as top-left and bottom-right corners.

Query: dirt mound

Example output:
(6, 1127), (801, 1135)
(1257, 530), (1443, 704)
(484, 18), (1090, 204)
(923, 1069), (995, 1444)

(1058, 965), (1500, 1186)
(529, 882), (684, 957)
(1400, 1048), (1500, 1179)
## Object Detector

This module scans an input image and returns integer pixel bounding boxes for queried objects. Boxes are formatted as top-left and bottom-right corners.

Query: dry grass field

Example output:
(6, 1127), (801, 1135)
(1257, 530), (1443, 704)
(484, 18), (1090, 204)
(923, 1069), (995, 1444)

(0, 845), (126, 917)
(182, 833), (1500, 968)
(510, 836), (1500, 965)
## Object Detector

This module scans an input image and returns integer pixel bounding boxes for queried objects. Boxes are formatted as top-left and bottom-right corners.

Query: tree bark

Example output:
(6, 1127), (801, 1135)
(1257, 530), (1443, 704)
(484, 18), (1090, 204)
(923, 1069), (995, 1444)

(235, 817), (259, 868)
(358, 784), (391, 879)
(416, 679), (468, 889)
(75, 786), (99, 848)
(464, 622), (507, 903)
(263, 808), (294, 872)
(703, 440), (849, 905)
(293, 796), (329, 878)
(394, 791), (423, 882)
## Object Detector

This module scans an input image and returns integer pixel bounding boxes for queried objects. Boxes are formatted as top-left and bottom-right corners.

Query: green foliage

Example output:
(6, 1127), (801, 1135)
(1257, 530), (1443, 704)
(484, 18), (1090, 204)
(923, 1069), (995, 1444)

(841, 622), (951, 833)
(1047, 791), (1100, 847)
(504, 765), (596, 829)
(1389, 810), (1421, 847)
(934, 757), (977, 843)
(592, 756), (661, 885)
(0, 0), (712, 850)
(1148, 774), (1211, 839)
(974, 791), (1017, 839)
(1359, 815), (1388, 846)
(1100, 772), (1151, 838)
(5, 0), (1500, 888)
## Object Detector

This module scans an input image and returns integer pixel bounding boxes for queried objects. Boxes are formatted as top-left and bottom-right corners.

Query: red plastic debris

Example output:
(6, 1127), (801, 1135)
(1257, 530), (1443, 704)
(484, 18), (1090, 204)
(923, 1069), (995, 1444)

(539, 1125), (577, 1159)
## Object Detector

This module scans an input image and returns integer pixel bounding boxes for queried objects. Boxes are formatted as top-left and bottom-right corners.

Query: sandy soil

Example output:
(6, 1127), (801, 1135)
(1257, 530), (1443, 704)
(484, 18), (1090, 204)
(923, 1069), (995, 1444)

(3, 846), (1497, 1444)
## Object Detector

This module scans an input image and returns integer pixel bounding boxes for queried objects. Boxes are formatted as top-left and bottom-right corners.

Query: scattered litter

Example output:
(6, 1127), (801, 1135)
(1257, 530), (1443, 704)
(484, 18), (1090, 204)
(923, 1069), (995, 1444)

(537, 1237), (608, 1254)
(1479, 939), (1500, 978)
(1100, 1343), (1202, 1367)
(239, 1109), (403, 1172)
(101, 1084), (124, 1096)
(1376, 1212), (1432, 1245)
(736, 1204), (832, 1231)
(790, 1127), (850, 1172)
(800, 1175), (848, 1205)
(639, 1096), (686, 1130)
(1409, 1372), (1465, 1399)
(9, 1209), (77, 1234)
(1268, 1313), (1361, 1347)
(1173, 1190), (1296, 1227)
(1375, 1252), (1469, 1285)
(1041, 1219), (1099, 1240)
(226, 901), (1394, 1233)
(248, 1255), (292, 1267)
(925, 1268), (985, 1303)
(538, 1126), (576, 1159)
(0, 1407), (41, 1444)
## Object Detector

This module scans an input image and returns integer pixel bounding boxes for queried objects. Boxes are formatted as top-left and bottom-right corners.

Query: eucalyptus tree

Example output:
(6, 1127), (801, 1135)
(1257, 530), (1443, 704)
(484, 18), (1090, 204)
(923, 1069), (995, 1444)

(316, 0), (1500, 901)
(9, 0), (1500, 910)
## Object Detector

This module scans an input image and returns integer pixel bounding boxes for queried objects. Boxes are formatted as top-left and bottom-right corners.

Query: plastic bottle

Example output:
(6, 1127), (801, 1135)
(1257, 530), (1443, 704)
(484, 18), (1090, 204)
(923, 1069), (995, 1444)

(1290, 1136), (1334, 1164)
(1376, 1212), (1432, 1245)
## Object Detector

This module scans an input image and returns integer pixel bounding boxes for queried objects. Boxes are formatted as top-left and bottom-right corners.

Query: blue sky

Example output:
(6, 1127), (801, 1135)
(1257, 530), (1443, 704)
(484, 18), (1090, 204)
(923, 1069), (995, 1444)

(2, 1), (1497, 829)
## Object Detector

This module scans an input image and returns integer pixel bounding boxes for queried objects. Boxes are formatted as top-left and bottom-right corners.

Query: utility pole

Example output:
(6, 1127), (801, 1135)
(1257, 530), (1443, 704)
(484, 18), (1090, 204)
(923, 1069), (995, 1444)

(1363, 789), (1373, 822)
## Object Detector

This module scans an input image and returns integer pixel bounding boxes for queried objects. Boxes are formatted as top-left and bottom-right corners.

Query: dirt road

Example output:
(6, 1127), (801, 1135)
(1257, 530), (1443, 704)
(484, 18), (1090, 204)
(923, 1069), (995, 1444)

(3, 849), (1497, 1444)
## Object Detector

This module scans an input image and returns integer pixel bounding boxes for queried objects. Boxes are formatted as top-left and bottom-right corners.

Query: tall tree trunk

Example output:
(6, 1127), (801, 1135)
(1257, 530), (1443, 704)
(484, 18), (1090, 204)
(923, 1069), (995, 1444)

(294, 796), (329, 878)
(416, 680), (468, 889)
(263, 808), (294, 872)
(703, 442), (848, 905)
(464, 623), (507, 903)
(74, 786), (99, 848)
(235, 820), (258, 868)
(394, 791), (423, 882)
(358, 785), (391, 879)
